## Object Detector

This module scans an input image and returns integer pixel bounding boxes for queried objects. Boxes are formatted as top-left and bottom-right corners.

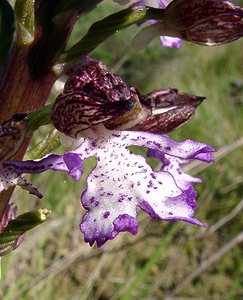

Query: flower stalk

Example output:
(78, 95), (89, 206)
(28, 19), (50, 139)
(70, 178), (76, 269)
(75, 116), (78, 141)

(0, 1), (79, 217)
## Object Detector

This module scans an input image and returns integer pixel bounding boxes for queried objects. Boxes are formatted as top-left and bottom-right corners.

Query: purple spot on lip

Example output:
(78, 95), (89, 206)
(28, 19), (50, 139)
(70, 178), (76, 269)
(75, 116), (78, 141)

(90, 197), (95, 203)
(147, 180), (153, 188)
(103, 211), (110, 219)
(153, 142), (161, 147)
(118, 194), (125, 202)
(92, 141), (97, 147)
(151, 173), (156, 179)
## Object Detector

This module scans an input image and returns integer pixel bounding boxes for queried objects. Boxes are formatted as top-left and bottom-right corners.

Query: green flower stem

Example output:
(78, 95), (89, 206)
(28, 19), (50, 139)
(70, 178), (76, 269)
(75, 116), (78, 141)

(27, 104), (52, 132)
(0, 1), (80, 218)
(0, 0), (15, 74)
(0, 45), (57, 217)
(56, 6), (165, 67)
(30, 129), (60, 159)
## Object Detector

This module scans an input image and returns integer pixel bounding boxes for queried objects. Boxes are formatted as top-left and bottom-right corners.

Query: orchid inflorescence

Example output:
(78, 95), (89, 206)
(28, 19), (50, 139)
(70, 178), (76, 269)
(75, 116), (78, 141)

(0, 0), (242, 253)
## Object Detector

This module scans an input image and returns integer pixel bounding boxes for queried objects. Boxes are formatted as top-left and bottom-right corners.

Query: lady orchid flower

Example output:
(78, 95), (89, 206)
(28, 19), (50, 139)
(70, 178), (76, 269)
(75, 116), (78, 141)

(0, 62), (216, 247)
(1, 125), (215, 247)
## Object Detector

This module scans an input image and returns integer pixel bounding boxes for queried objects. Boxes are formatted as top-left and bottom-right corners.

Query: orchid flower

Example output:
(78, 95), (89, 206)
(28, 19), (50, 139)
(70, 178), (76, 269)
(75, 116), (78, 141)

(133, 0), (243, 49)
(0, 62), (215, 247)
(1, 125), (215, 247)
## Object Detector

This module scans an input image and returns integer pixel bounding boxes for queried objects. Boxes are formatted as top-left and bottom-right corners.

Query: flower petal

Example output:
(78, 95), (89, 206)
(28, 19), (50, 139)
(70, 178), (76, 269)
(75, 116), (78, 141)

(0, 164), (43, 198)
(1, 153), (84, 196)
(160, 35), (182, 48)
(119, 131), (215, 162)
(63, 153), (83, 180)
(139, 186), (204, 226)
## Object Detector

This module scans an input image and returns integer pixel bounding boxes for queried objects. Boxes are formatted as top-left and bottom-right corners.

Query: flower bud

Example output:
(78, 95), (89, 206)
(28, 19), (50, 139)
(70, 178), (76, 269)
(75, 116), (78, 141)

(0, 203), (24, 256)
(164, 0), (243, 45)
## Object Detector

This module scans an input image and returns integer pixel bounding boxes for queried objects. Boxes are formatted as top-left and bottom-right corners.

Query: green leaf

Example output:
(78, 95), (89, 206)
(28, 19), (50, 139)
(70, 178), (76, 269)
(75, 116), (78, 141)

(0, 208), (51, 256)
(30, 129), (60, 159)
(27, 104), (52, 132)
(55, 6), (165, 67)
(14, 0), (35, 45)
(0, 0), (15, 73)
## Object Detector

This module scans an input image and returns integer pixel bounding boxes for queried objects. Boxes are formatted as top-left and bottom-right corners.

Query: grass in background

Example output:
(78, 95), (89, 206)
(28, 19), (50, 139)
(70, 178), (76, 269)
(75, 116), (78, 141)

(1, 1), (243, 299)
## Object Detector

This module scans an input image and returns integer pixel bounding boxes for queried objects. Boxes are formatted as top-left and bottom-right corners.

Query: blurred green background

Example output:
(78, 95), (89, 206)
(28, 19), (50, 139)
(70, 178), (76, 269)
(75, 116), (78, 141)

(1, 1), (243, 299)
